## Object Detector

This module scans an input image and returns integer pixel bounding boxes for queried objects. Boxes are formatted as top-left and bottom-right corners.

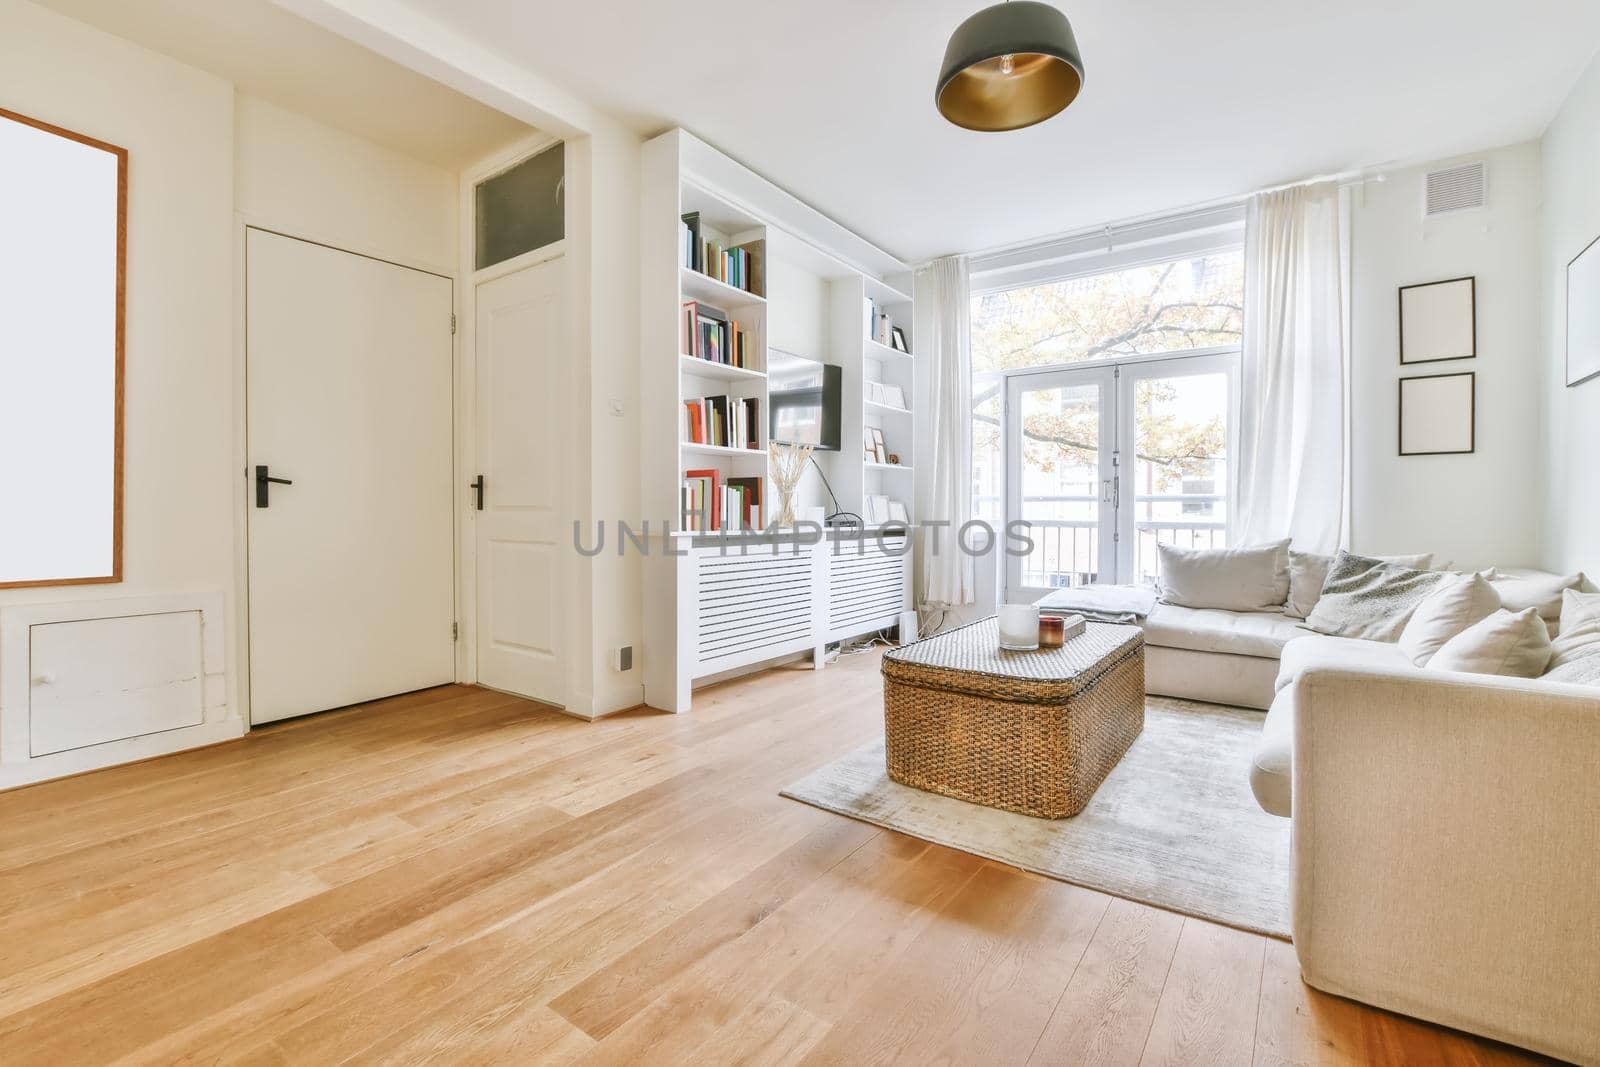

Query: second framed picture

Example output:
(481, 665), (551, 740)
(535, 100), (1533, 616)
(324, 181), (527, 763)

(1399, 372), (1475, 456)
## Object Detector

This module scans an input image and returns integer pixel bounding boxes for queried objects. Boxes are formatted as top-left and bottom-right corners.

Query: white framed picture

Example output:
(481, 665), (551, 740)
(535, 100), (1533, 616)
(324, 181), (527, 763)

(1568, 234), (1600, 387)
(887, 499), (909, 524)
(865, 495), (891, 525)
(1399, 372), (1475, 456)
(880, 384), (906, 410)
(1399, 277), (1475, 365)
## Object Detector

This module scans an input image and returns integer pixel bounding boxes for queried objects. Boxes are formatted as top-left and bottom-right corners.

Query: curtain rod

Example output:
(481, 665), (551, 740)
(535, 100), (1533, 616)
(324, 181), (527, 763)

(931, 167), (1387, 272)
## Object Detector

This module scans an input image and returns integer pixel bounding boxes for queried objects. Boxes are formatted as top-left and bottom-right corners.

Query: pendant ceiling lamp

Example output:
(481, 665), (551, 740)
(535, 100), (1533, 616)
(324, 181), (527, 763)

(936, 1), (1085, 132)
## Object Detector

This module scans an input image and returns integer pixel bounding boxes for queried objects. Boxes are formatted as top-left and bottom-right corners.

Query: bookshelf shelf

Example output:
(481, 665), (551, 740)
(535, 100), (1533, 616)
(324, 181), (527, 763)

(865, 338), (912, 361)
(681, 266), (764, 307)
(864, 274), (914, 305)
(865, 462), (913, 473)
(680, 355), (766, 382)
(644, 128), (917, 713)
(681, 441), (765, 458)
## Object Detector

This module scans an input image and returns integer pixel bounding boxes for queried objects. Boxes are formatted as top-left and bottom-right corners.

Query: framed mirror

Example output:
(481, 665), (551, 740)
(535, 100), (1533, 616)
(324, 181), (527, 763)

(0, 107), (126, 588)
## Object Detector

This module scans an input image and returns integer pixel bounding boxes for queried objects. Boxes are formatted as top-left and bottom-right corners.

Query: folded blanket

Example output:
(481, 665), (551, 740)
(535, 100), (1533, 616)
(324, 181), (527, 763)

(1035, 583), (1158, 624)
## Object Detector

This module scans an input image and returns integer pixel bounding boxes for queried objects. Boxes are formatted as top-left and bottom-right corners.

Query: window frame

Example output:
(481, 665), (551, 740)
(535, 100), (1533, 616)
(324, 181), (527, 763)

(969, 216), (1246, 595)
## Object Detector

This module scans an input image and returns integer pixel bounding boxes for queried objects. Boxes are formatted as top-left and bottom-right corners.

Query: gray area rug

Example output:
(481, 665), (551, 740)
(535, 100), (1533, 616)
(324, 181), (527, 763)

(781, 698), (1291, 938)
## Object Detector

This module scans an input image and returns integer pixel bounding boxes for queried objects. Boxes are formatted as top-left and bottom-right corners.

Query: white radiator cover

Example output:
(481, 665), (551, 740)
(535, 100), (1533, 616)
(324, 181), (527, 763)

(656, 532), (912, 712)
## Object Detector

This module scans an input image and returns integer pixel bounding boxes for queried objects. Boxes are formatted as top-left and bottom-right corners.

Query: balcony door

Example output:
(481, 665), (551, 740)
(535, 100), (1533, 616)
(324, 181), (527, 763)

(1004, 351), (1236, 600)
(1005, 366), (1117, 598)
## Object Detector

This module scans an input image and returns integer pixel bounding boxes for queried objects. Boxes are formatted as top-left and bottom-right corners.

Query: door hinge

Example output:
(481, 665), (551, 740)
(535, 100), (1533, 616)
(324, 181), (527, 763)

(450, 313), (457, 335)
(452, 621), (459, 641)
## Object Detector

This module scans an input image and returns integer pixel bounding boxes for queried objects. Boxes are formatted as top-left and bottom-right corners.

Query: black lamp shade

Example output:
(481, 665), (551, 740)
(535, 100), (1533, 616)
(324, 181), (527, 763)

(936, 1), (1085, 132)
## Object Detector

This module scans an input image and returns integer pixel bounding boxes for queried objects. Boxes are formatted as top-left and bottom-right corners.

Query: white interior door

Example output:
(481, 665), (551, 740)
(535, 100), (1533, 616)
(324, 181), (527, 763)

(473, 255), (568, 707)
(1004, 365), (1117, 601)
(246, 229), (455, 724)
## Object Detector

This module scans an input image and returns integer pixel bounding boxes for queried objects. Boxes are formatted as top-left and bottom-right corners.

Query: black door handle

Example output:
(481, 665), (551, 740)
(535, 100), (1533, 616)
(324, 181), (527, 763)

(470, 474), (485, 511)
(255, 465), (293, 508)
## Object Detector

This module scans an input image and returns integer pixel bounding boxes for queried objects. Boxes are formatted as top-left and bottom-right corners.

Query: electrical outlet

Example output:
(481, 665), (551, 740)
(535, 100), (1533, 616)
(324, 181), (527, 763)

(613, 645), (633, 672)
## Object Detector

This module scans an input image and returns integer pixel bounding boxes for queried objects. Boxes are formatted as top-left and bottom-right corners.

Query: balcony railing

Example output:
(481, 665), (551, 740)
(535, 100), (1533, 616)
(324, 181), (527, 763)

(973, 493), (1227, 588)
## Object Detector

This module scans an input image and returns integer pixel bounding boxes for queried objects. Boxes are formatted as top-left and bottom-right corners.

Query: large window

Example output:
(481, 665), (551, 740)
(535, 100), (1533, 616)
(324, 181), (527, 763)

(972, 247), (1243, 594)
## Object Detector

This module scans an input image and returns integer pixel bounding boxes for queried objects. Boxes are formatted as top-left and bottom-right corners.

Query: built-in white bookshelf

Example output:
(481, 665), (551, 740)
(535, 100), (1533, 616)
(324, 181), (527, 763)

(641, 129), (919, 711)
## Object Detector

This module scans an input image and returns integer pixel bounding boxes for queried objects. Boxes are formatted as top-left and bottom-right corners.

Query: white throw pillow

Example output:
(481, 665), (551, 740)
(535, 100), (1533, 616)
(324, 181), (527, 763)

(1427, 608), (1552, 678)
(1549, 589), (1600, 667)
(1398, 573), (1500, 666)
(1285, 550), (1434, 620)
(1156, 540), (1289, 612)
(1489, 571), (1584, 621)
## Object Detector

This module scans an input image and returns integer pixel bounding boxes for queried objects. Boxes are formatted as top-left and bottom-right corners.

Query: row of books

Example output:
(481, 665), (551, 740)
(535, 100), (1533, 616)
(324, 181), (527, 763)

(682, 469), (764, 532)
(684, 394), (761, 450)
(681, 301), (755, 368)
(863, 297), (901, 349)
(680, 213), (763, 295)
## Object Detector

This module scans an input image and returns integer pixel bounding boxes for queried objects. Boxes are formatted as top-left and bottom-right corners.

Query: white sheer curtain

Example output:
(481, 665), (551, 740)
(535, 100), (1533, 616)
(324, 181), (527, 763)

(918, 255), (975, 607)
(1232, 182), (1350, 553)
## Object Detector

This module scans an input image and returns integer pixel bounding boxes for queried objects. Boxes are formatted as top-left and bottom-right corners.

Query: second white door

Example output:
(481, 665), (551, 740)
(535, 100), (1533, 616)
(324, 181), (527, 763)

(473, 256), (568, 707)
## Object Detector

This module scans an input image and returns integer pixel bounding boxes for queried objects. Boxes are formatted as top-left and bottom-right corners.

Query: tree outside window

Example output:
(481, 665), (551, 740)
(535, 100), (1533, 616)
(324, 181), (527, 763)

(971, 252), (1243, 522)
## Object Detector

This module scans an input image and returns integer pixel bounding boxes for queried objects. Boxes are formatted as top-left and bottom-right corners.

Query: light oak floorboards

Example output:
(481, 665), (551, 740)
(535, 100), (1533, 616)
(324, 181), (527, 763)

(0, 652), (1551, 1065)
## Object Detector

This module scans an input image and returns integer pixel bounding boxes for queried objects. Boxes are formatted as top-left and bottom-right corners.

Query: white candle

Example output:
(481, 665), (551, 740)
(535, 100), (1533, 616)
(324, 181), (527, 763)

(998, 603), (1040, 650)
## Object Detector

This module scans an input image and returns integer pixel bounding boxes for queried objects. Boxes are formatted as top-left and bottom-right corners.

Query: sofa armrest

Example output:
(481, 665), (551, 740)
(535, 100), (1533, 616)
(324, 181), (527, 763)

(1289, 665), (1600, 1063)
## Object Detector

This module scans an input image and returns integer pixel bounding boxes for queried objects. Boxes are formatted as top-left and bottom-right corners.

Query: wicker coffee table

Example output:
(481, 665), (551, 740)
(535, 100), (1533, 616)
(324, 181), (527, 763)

(880, 616), (1145, 819)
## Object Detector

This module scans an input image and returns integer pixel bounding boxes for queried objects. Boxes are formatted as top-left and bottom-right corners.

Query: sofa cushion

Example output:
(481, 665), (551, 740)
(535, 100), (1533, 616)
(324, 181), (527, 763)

(1302, 552), (1451, 641)
(1156, 540), (1290, 612)
(1251, 686), (1295, 817)
(1274, 634), (1411, 693)
(1286, 550), (1434, 619)
(1489, 569), (1584, 622)
(1397, 573), (1500, 667)
(1142, 603), (1304, 659)
(1428, 608), (1552, 678)
(1543, 650), (1600, 687)
(1550, 589), (1600, 667)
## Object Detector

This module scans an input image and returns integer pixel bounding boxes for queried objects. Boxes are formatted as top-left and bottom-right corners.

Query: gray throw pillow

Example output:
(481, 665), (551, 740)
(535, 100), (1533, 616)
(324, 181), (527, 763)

(1301, 551), (1452, 641)
(1544, 649), (1600, 687)
(1286, 550), (1434, 619)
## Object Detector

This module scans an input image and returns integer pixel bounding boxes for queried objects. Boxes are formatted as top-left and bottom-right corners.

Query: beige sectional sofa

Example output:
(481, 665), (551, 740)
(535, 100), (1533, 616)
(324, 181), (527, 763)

(1138, 564), (1600, 1064)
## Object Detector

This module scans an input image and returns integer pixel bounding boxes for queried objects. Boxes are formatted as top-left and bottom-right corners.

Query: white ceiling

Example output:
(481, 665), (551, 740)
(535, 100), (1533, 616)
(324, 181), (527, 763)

(397, 0), (1600, 262)
(38, 0), (534, 169)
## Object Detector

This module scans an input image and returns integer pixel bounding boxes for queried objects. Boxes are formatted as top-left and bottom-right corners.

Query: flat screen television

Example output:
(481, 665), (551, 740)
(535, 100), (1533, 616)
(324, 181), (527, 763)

(768, 351), (841, 451)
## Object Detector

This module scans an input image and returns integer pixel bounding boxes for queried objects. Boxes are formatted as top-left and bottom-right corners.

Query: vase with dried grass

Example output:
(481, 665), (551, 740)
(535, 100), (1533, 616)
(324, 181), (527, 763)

(768, 441), (814, 528)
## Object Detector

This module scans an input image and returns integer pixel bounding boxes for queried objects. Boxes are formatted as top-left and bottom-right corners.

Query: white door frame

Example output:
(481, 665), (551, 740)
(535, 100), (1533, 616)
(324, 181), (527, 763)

(454, 132), (567, 687)
(1004, 364), (1118, 601)
(231, 215), (462, 726)
(998, 347), (1240, 602)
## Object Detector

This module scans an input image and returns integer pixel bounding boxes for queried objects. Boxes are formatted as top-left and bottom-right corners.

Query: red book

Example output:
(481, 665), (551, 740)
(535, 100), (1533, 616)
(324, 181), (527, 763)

(685, 467), (721, 530)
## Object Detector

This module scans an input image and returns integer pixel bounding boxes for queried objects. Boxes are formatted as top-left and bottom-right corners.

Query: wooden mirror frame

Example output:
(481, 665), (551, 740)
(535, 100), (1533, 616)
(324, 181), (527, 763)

(0, 107), (126, 589)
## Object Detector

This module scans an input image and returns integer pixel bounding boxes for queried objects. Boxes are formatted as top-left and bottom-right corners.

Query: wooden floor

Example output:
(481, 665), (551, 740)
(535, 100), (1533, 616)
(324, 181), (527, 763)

(0, 651), (1548, 1066)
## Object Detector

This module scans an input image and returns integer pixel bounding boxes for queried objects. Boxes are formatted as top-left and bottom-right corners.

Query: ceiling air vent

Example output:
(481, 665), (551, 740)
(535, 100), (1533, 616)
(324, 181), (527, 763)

(1423, 161), (1486, 217)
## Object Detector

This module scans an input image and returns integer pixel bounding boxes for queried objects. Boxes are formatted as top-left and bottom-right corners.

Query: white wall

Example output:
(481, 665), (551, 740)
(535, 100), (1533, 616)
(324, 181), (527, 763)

(1, 0), (468, 767)
(567, 127), (645, 716)
(1348, 141), (1544, 570)
(1540, 51), (1600, 579)
(235, 94), (457, 270)
(0, 0), (240, 709)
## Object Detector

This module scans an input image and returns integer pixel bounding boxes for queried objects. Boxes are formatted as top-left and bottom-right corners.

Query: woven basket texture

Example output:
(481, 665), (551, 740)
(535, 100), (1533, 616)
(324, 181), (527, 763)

(881, 617), (1145, 818)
